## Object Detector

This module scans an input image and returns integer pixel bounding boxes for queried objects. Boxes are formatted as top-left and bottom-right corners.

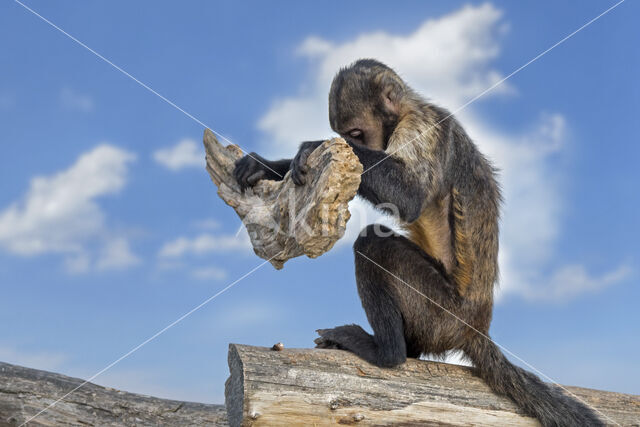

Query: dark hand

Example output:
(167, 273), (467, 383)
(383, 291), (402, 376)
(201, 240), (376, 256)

(234, 152), (273, 191)
(291, 140), (324, 186)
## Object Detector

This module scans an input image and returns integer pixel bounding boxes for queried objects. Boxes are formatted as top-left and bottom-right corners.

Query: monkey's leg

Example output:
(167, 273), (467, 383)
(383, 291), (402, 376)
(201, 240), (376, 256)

(406, 340), (422, 359)
(315, 224), (459, 367)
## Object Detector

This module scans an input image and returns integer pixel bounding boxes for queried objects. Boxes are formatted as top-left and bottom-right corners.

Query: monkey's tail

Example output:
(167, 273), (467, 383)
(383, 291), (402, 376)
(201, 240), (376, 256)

(464, 337), (604, 426)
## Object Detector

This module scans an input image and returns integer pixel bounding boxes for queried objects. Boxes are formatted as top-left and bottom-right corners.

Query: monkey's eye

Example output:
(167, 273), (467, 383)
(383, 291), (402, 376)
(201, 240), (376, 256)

(348, 129), (363, 139)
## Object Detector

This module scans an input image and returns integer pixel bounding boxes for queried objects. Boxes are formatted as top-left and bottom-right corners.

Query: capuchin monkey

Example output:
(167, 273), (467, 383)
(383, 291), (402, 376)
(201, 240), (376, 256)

(234, 59), (603, 426)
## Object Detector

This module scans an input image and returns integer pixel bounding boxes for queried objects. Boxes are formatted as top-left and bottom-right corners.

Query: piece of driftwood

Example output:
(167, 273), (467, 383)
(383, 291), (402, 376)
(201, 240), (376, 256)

(225, 344), (640, 426)
(203, 129), (362, 269)
(0, 362), (227, 426)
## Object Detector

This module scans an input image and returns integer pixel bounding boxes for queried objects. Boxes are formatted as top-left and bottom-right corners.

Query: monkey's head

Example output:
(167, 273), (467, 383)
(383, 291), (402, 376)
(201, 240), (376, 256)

(329, 59), (407, 151)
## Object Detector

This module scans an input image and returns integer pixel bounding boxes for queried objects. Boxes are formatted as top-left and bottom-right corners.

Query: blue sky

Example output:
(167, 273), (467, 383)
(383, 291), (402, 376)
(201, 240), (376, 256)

(0, 1), (638, 404)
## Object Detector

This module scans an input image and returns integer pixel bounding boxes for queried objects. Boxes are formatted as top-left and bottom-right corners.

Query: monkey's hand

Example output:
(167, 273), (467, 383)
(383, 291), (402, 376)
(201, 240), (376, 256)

(234, 152), (279, 191)
(291, 140), (324, 186)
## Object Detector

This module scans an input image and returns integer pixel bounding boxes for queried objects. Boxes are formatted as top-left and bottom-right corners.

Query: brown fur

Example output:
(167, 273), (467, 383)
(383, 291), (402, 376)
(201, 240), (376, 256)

(450, 187), (474, 296)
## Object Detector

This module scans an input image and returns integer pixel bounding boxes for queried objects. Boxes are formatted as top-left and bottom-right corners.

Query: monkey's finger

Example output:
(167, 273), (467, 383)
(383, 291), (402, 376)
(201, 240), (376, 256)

(234, 168), (244, 188)
(236, 162), (255, 190)
(236, 155), (250, 165)
(314, 337), (328, 346)
(298, 150), (311, 169)
(235, 155), (252, 171)
(234, 160), (250, 182)
(239, 162), (258, 183)
(314, 338), (327, 348)
(238, 164), (251, 181)
(233, 158), (244, 175)
(247, 170), (266, 186)
(291, 169), (306, 186)
(293, 155), (310, 178)
(291, 164), (300, 184)
(314, 337), (341, 349)
(233, 165), (245, 184)
(237, 175), (249, 192)
(235, 170), (250, 191)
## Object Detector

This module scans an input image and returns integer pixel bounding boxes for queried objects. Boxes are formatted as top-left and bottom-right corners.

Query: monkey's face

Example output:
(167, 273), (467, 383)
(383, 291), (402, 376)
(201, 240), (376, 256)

(329, 89), (399, 152)
(334, 108), (389, 152)
(329, 60), (403, 152)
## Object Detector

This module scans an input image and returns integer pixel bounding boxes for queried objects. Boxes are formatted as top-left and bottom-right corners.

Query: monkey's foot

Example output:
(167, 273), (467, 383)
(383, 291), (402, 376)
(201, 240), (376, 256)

(314, 329), (344, 349)
(314, 325), (373, 351)
(314, 337), (342, 349)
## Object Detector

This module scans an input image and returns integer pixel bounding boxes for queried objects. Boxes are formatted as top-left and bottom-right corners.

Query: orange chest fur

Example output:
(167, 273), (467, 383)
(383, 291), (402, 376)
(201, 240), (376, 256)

(405, 190), (473, 295)
(405, 193), (454, 272)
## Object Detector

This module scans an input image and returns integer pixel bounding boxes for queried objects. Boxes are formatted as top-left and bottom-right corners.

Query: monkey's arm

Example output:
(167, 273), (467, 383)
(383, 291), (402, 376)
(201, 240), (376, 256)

(347, 141), (427, 222)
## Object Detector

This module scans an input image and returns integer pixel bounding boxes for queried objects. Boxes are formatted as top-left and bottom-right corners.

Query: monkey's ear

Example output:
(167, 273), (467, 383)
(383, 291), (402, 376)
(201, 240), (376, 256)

(380, 77), (403, 115)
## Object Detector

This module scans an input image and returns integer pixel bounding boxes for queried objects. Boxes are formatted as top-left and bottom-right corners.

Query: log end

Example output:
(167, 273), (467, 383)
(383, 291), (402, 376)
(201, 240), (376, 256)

(203, 128), (243, 188)
(225, 344), (245, 427)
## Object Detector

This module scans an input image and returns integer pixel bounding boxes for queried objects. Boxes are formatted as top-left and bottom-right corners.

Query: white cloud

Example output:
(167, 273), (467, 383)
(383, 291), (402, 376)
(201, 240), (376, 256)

(192, 218), (221, 230)
(256, 4), (629, 302)
(155, 255), (228, 282)
(96, 237), (141, 271)
(157, 224), (237, 279)
(191, 266), (227, 281)
(259, 3), (511, 157)
(156, 259), (185, 271)
(60, 87), (94, 112)
(153, 139), (204, 171)
(64, 252), (92, 274)
(158, 230), (252, 258)
(507, 264), (633, 303)
(0, 144), (139, 272)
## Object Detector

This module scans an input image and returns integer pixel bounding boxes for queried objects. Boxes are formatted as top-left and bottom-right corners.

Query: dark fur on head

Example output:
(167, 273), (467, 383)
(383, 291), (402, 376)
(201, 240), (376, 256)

(329, 59), (409, 151)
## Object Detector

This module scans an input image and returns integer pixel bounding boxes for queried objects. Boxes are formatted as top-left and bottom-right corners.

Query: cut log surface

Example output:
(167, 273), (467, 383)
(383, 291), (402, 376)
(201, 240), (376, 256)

(203, 129), (362, 270)
(225, 344), (640, 427)
(0, 362), (227, 426)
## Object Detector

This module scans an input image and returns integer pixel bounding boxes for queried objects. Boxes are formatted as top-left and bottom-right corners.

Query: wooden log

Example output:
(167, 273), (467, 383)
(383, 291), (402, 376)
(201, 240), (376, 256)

(203, 129), (362, 270)
(225, 344), (640, 426)
(0, 362), (228, 426)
